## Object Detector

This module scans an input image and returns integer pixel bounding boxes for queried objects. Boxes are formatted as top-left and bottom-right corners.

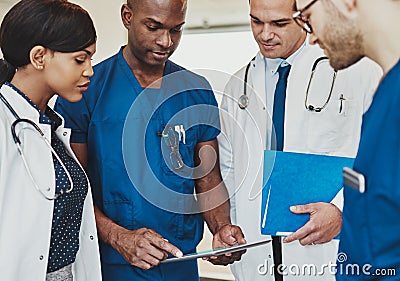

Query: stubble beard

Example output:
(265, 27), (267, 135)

(323, 1), (365, 70)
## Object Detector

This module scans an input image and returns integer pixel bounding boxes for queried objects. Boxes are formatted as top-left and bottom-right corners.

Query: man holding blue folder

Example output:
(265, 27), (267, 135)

(218, 0), (381, 280)
(294, 0), (400, 279)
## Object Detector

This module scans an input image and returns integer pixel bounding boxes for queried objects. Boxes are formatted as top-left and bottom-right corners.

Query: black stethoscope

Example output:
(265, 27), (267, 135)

(238, 57), (255, 109)
(0, 92), (75, 200)
(304, 56), (337, 112)
(238, 56), (337, 112)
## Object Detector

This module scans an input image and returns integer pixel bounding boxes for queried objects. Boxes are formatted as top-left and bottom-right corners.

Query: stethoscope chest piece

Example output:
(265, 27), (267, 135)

(238, 94), (249, 109)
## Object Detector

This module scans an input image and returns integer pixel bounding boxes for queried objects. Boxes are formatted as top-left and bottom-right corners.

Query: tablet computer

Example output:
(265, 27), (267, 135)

(161, 239), (272, 264)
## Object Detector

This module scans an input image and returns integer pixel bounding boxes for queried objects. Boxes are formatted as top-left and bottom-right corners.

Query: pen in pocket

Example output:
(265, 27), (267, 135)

(339, 94), (346, 114)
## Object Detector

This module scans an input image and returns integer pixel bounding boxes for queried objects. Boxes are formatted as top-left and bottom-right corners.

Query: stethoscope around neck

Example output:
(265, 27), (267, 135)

(238, 56), (337, 112)
(0, 92), (75, 200)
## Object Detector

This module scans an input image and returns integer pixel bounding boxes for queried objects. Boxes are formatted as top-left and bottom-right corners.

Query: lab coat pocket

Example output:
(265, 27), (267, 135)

(306, 98), (358, 154)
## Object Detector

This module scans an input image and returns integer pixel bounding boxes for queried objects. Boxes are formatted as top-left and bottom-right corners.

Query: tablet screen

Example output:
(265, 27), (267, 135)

(161, 239), (272, 264)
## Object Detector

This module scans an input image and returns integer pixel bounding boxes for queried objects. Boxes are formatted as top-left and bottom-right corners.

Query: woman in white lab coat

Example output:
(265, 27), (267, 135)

(0, 1), (101, 280)
(219, 41), (382, 281)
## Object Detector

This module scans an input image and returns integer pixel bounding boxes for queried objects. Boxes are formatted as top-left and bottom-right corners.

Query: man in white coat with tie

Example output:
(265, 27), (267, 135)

(218, 0), (382, 280)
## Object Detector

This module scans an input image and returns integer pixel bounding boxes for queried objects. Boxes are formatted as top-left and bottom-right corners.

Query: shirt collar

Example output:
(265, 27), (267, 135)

(264, 40), (306, 76)
(5, 82), (62, 129)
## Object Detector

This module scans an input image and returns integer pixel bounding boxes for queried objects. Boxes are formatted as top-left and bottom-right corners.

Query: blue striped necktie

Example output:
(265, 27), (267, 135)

(272, 64), (291, 151)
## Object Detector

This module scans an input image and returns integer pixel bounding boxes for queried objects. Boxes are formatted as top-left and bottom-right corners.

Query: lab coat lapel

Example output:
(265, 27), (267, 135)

(249, 52), (272, 149)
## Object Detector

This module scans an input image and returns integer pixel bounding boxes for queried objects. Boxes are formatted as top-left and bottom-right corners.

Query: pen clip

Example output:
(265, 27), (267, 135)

(339, 94), (346, 114)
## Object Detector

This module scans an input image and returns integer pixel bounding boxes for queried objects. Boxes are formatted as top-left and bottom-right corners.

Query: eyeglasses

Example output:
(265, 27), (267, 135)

(161, 125), (184, 170)
(292, 0), (319, 33)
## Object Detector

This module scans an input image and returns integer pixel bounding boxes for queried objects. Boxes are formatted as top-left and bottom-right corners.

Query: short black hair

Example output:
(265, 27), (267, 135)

(248, 0), (298, 11)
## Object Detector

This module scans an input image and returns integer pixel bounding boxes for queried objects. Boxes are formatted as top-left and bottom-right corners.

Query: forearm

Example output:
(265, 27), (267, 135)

(202, 198), (231, 235)
(197, 178), (232, 235)
(194, 140), (232, 234)
(94, 205), (182, 268)
(198, 180), (246, 265)
(196, 164), (231, 234)
(94, 204), (127, 248)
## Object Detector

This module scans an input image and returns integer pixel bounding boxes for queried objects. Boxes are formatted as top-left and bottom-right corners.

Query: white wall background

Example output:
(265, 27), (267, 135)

(0, 0), (258, 101)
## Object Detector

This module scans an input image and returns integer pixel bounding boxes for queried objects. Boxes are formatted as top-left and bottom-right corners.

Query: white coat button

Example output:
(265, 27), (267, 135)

(90, 235), (94, 240)
(63, 132), (67, 136)
(39, 255), (44, 260)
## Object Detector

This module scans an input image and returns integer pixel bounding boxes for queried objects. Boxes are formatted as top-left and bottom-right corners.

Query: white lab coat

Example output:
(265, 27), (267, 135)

(219, 43), (382, 281)
(0, 84), (102, 281)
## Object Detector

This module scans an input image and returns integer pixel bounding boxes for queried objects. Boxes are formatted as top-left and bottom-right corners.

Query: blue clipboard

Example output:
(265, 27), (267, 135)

(260, 150), (354, 237)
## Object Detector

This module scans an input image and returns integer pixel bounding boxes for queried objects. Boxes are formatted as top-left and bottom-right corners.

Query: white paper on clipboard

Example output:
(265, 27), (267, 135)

(161, 239), (272, 264)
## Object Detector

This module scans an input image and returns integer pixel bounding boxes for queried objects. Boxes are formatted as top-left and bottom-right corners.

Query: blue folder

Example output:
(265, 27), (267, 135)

(260, 150), (354, 236)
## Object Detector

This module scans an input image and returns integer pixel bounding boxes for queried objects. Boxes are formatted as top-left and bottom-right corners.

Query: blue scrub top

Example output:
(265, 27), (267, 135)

(55, 47), (220, 281)
(337, 61), (400, 280)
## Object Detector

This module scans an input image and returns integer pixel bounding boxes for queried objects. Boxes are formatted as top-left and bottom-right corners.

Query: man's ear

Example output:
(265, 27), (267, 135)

(342, 0), (357, 12)
(334, 0), (358, 19)
(29, 45), (47, 70)
(121, 4), (133, 30)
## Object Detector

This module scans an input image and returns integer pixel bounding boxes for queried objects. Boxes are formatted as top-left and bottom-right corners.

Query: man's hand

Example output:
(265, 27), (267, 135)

(206, 224), (247, 266)
(111, 228), (183, 270)
(94, 206), (182, 270)
(283, 202), (342, 246)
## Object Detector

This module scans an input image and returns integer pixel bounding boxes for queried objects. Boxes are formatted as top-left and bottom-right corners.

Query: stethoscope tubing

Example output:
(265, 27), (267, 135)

(0, 92), (75, 200)
(239, 56), (337, 112)
(304, 56), (337, 112)
(238, 56), (256, 110)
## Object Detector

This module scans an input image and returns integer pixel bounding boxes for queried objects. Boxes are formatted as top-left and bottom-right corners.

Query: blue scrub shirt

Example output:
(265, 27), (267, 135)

(337, 61), (400, 280)
(55, 47), (221, 281)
